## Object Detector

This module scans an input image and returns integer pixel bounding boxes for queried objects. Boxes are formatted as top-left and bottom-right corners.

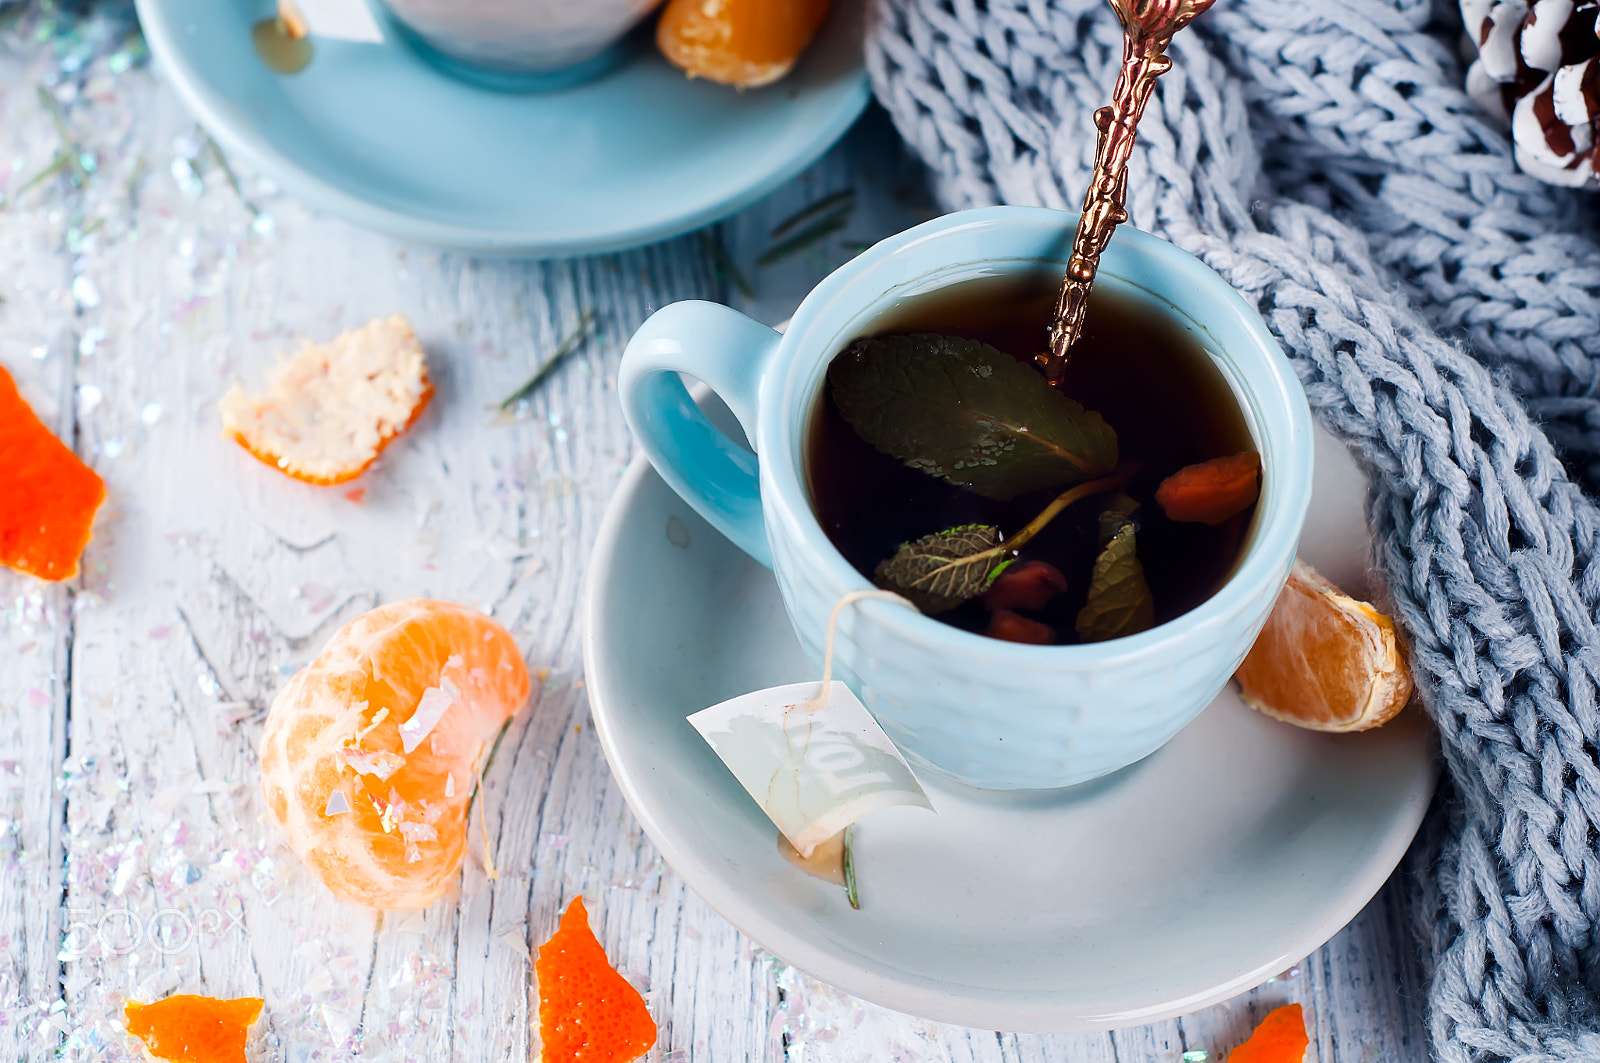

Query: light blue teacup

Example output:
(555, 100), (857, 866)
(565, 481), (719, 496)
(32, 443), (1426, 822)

(619, 207), (1314, 790)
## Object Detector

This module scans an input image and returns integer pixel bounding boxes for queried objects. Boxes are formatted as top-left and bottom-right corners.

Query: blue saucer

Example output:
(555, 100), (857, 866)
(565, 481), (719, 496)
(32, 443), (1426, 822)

(134, 0), (870, 255)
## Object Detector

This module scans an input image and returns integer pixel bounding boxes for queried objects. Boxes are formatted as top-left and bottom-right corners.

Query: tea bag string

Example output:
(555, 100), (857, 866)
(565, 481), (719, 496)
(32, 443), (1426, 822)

(802, 589), (916, 714)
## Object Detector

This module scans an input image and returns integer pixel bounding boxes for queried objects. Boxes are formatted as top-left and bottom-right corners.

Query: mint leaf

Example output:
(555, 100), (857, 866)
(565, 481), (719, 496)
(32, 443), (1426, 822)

(1075, 524), (1155, 642)
(874, 524), (1010, 613)
(829, 334), (1119, 501)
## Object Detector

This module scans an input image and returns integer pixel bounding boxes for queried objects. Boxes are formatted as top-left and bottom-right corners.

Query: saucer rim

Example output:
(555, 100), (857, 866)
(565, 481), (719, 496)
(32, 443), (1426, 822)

(134, 0), (871, 256)
(583, 450), (1438, 1032)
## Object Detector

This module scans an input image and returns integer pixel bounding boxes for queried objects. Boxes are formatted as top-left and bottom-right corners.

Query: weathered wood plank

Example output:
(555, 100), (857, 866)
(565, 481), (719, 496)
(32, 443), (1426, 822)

(0, 38), (83, 1063)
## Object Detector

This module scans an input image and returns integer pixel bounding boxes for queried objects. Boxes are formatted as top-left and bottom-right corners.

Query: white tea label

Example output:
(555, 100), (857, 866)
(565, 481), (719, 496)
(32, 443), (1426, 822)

(284, 0), (384, 42)
(689, 681), (932, 857)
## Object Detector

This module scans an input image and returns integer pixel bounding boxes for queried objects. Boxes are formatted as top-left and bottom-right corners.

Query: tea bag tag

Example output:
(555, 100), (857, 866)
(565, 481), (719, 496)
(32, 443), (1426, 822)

(689, 680), (933, 858)
(279, 0), (384, 43)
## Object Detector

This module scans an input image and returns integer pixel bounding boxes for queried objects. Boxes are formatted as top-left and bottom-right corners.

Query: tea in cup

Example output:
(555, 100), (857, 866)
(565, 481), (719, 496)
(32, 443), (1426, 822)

(618, 206), (1314, 790)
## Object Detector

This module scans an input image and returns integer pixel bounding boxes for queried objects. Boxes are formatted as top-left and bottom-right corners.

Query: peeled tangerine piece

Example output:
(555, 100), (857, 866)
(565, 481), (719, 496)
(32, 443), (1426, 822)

(1229, 1003), (1310, 1063)
(123, 995), (263, 1063)
(1235, 560), (1412, 732)
(657, 0), (832, 88)
(260, 599), (530, 909)
(0, 365), (106, 581)
(536, 897), (658, 1063)
(218, 314), (433, 486)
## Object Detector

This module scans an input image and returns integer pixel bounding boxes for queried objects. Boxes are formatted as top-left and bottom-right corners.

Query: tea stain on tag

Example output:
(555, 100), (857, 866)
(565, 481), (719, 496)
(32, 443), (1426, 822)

(253, 16), (315, 74)
(688, 680), (933, 858)
(778, 831), (845, 886)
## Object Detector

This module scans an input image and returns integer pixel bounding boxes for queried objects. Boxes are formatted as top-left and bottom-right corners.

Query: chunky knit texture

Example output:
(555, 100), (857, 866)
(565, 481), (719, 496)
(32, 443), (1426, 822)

(866, 1), (1600, 1059)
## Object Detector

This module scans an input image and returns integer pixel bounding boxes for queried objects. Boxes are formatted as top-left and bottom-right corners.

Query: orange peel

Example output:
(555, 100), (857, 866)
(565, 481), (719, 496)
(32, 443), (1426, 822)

(536, 897), (657, 1063)
(218, 314), (433, 486)
(123, 995), (263, 1063)
(1228, 1002), (1310, 1063)
(0, 364), (106, 581)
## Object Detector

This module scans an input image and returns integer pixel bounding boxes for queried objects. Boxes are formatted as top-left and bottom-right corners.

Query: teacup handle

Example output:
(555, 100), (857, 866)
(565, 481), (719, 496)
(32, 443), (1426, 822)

(619, 300), (782, 568)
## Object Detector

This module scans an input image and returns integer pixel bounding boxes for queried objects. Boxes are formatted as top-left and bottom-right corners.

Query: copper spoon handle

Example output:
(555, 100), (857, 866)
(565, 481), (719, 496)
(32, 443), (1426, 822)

(1036, 0), (1215, 385)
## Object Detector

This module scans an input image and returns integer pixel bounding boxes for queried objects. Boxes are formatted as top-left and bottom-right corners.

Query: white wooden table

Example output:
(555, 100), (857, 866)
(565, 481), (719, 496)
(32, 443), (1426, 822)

(0, 5), (1432, 1060)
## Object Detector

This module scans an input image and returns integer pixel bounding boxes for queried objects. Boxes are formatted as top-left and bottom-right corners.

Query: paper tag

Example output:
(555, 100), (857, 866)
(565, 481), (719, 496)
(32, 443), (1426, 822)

(689, 681), (933, 857)
(282, 0), (384, 43)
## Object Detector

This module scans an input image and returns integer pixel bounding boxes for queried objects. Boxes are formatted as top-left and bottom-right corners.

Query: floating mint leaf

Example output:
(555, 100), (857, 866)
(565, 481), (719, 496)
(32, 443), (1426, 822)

(1097, 493), (1140, 545)
(1075, 524), (1155, 642)
(874, 524), (1011, 613)
(829, 334), (1118, 501)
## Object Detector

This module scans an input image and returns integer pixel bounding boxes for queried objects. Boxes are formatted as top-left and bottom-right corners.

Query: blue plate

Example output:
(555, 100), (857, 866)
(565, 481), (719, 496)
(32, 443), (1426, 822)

(134, 0), (870, 255)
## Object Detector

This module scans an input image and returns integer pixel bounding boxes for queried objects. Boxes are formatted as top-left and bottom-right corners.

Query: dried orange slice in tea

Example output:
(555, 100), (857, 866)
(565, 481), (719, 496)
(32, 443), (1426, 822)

(657, 0), (832, 88)
(1235, 560), (1412, 732)
(218, 314), (433, 485)
(1228, 1002), (1310, 1063)
(536, 897), (657, 1063)
(123, 995), (263, 1063)
(260, 599), (530, 908)
(0, 364), (106, 581)
(1155, 450), (1261, 525)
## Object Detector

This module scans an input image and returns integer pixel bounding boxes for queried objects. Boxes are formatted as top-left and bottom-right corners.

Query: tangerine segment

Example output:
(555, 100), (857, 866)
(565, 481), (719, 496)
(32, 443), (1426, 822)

(218, 314), (433, 486)
(1236, 560), (1412, 732)
(123, 995), (263, 1063)
(1229, 1003), (1309, 1063)
(537, 897), (658, 1063)
(657, 0), (832, 88)
(0, 365), (106, 581)
(260, 599), (530, 909)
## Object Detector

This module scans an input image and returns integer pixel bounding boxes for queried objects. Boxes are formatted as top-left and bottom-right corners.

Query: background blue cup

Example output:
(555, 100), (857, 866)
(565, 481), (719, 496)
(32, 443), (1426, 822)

(619, 206), (1314, 790)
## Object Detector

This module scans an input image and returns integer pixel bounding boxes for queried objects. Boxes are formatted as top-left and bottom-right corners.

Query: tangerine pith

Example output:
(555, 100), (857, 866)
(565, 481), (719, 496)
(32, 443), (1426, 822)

(260, 599), (530, 909)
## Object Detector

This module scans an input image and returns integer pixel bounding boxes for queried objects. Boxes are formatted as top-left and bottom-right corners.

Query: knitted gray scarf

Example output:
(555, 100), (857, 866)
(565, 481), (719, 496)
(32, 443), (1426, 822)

(865, 0), (1600, 1059)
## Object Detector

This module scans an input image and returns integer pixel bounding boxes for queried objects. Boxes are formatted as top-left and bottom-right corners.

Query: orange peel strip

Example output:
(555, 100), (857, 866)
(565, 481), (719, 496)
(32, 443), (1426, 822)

(123, 995), (264, 1063)
(0, 364), (106, 581)
(218, 314), (432, 486)
(535, 897), (657, 1063)
(1228, 1002), (1310, 1063)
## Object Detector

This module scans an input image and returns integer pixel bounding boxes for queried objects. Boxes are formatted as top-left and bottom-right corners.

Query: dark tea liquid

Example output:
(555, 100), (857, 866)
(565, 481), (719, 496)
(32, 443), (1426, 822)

(807, 272), (1258, 643)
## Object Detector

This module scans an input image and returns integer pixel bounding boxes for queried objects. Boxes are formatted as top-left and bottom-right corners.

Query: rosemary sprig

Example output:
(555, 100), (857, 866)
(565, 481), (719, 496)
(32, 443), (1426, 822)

(202, 130), (259, 216)
(497, 309), (597, 411)
(699, 228), (754, 302)
(34, 85), (89, 186)
(842, 824), (859, 910)
(7, 153), (70, 204)
(757, 213), (851, 267)
(769, 189), (855, 241)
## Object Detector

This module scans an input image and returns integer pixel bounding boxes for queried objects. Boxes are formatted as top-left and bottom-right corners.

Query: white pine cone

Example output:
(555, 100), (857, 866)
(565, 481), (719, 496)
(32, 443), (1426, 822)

(1462, 0), (1600, 187)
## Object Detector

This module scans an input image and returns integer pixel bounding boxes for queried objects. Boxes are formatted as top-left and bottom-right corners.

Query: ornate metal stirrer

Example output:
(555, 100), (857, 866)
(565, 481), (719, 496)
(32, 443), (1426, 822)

(1036, 0), (1216, 384)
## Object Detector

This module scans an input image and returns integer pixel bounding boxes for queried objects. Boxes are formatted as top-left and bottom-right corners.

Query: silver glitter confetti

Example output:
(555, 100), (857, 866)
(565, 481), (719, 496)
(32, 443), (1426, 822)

(70, 274), (99, 308)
